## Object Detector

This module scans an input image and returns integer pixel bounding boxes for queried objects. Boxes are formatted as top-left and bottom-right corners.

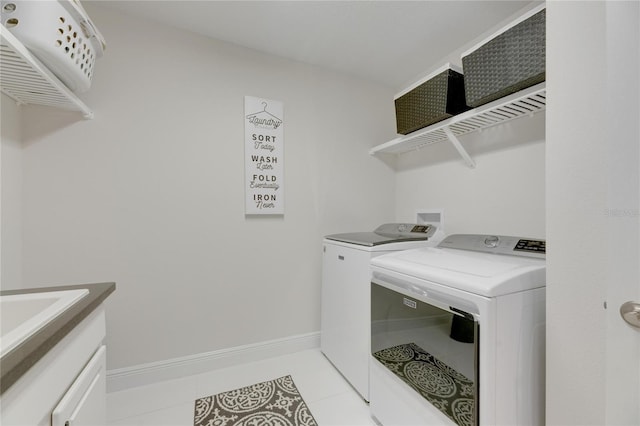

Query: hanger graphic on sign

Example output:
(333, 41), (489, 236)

(246, 101), (283, 128)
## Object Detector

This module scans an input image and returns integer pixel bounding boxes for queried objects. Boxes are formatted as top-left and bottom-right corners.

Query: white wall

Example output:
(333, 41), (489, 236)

(1, 93), (23, 291)
(16, 4), (396, 370)
(393, 1), (546, 238)
(394, 113), (545, 237)
(546, 2), (607, 422)
(547, 2), (640, 424)
(604, 2), (640, 423)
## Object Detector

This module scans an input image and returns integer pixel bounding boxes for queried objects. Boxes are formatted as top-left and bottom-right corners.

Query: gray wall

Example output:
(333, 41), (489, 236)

(10, 4), (397, 370)
(3, 2), (548, 377)
(1, 94), (23, 290)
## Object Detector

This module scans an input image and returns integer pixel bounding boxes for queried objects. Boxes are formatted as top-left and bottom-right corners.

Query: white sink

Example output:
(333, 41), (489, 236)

(0, 289), (89, 357)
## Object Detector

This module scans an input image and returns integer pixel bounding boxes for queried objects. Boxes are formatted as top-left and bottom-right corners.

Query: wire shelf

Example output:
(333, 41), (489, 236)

(370, 82), (546, 158)
(1, 25), (93, 119)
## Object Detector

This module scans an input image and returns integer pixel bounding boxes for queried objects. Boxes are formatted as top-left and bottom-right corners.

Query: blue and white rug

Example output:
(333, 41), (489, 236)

(194, 375), (318, 426)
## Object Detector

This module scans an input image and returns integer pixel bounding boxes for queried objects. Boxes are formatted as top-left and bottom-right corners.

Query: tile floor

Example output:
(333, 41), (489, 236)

(107, 348), (378, 426)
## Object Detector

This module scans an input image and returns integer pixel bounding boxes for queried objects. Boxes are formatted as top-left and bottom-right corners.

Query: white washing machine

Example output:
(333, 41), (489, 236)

(321, 223), (444, 401)
(369, 234), (546, 426)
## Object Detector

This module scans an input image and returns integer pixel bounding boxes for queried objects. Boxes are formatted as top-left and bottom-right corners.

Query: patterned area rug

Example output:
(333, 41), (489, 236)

(373, 343), (475, 426)
(194, 375), (318, 426)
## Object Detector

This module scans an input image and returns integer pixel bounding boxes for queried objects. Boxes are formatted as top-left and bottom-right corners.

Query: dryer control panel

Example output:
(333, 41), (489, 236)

(438, 234), (546, 258)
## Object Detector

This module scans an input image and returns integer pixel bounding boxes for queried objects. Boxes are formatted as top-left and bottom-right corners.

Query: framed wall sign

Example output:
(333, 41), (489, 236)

(244, 96), (284, 215)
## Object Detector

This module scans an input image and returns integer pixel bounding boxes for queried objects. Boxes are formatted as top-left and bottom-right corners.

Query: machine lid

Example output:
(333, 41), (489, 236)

(370, 234), (546, 297)
(325, 223), (435, 247)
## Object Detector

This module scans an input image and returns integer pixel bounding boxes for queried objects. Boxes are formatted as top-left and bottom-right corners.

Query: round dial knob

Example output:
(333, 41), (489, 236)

(484, 236), (500, 248)
(397, 224), (407, 232)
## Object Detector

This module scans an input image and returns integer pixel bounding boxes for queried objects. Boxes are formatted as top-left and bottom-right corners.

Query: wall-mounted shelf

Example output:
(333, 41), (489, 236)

(370, 82), (546, 168)
(0, 25), (93, 119)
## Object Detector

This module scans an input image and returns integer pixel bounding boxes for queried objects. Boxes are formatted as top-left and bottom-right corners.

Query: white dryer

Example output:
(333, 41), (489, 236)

(320, 223), (444, 401)
(369, 234), (546, 426)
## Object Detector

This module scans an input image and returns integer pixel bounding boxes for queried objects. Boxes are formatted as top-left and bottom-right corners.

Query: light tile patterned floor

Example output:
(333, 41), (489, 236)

(107, 349), (378, 426)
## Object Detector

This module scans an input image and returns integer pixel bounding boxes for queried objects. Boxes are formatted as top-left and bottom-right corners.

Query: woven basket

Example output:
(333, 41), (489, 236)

(462, 8), (545, 108)
(395, 68), (469, 135)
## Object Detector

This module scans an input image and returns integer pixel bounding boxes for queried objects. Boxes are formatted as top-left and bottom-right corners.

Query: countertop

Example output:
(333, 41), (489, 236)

(0, 282), (116, 394)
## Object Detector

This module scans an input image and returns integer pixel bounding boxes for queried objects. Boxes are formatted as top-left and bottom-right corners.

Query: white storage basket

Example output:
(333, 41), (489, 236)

(1, 0), (106, 92)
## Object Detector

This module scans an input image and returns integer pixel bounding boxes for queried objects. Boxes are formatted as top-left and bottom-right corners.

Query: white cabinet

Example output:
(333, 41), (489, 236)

(0, 307), (107, 426)
(52, 345), (107, 426)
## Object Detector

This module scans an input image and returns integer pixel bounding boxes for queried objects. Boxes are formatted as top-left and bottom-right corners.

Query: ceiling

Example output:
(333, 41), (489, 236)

(95, 1), (534, 91)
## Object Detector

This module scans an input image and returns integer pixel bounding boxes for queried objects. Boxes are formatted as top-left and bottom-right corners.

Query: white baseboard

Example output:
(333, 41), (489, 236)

(106, 332), (320, 393)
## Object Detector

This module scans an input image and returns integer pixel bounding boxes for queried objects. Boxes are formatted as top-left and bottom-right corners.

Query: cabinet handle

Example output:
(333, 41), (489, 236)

(338, 255), (345, 260)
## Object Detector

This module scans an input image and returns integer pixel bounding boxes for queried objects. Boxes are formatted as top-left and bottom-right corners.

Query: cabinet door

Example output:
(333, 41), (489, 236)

(52, 345), (106, 426)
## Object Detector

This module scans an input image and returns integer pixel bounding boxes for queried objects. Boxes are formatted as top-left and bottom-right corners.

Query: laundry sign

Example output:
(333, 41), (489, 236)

(244, 96), (284, 215)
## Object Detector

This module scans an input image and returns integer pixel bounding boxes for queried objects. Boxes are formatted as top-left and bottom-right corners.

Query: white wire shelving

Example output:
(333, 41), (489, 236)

(0, 25), (93, 119)
(370, 82), (546, 168)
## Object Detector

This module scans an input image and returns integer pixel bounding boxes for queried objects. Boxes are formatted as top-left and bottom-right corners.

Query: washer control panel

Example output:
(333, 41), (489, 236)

(514, 238), (546, 254)
(438, 234), (546, 258)
(374, 223), (435, 237)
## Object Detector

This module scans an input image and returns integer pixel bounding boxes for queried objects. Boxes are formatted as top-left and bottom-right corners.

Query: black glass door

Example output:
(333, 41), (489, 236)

(371, 283), (479, 426)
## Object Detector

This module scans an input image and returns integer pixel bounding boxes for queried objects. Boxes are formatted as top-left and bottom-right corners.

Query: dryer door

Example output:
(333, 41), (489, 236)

(371, 282), (478, 426)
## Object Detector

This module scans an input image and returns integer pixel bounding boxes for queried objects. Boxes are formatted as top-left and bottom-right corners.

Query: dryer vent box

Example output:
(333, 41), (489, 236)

(417, 210), (444, 233)
(416, 209), (447, 244)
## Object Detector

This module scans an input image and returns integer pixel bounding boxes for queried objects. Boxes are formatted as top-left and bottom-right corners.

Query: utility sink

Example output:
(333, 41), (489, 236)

(0, 289), (89, 357)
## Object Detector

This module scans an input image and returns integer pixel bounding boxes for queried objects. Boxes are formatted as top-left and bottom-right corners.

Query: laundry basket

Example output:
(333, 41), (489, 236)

(461, 7), (545, 108)
(394, 65), (469, 135)
(0, 0), (106, 92)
